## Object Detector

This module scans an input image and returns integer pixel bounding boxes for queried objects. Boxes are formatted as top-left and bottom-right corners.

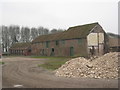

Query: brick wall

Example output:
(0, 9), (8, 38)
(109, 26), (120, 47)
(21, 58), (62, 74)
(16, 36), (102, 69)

(31, 38), (88, 57)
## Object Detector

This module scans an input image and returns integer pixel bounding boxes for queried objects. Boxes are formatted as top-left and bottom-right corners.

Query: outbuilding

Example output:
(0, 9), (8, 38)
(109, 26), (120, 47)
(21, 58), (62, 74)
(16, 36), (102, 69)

(109, 37), (120, 52)
(9, 42), (31, 56)
(31, 22), (109, 57)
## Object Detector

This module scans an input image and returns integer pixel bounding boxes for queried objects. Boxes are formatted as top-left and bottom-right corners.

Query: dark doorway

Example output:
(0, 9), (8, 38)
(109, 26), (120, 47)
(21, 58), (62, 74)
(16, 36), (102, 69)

(70, 47), (74, 56)
(28, 49), (31, 52)
(52, 48), (54, 52)
(51, 48), (55, 56)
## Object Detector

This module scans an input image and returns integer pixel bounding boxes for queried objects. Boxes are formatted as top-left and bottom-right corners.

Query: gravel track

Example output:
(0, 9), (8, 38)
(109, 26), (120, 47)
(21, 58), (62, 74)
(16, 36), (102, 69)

(2, 57), (118, 88)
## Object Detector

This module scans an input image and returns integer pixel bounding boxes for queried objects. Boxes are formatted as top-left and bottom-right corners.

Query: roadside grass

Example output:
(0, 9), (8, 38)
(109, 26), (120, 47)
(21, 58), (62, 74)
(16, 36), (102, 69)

(38, 57), (72, 70)
(3, 55), (31, 58)
(2, 55), (74, 70)
(0, 61), (5, 65)
(31, 56), (70, 59)
(3, 55), (78, 59)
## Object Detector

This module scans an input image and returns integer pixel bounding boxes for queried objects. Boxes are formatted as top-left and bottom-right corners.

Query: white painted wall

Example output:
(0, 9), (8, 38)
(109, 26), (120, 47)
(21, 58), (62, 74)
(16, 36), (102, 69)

(87, 32), (104, 56)
(87, 33), (98, 46)
(87, 32), (104, 46)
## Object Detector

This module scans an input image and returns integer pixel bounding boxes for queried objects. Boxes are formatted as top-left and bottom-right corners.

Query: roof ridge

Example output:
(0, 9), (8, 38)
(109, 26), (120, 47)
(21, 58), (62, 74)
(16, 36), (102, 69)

(68, 22), (98, 29)
(32, 22), (100, 42)
(37, 31), (63, 37)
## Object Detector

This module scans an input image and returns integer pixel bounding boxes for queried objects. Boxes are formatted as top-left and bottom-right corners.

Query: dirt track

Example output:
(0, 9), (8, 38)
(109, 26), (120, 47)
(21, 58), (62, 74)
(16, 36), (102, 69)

(2, 57), (118, 88)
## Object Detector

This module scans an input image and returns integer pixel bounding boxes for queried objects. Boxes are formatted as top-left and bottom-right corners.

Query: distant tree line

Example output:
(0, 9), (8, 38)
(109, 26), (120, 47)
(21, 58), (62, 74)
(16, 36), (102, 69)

(0, 25), (65, 53)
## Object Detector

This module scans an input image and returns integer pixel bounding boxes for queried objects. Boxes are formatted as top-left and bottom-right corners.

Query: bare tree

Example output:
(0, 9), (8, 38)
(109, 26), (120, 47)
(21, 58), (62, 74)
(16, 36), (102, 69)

(38, 26), (49, 35)
(38, 26), (44, 35)
(1, 25), (64, 53)
(2, 26), (10, 52)
(50, 29), (58, 34)
(9, 25), (20, 45)
(31, 27), (38, 40)
(24, 27), (30, 42)
(57, 29), (64, 32)
(50, 28), (64, 34)
(43, 28), (49, 35)
(20, 27), (30, 42)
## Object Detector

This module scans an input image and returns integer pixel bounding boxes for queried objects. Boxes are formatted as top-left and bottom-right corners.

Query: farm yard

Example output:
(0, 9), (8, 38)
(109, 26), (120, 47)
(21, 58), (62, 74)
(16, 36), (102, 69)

(1, 0), (119, 89)
(1, 22), (120, 88)
(2, 52), (119, 88)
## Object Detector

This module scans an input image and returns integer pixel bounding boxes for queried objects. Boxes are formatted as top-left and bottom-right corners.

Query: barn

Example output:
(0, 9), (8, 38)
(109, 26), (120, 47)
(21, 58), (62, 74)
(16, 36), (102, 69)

(9, 42), (31, 55)
(31, 22), (109, 57)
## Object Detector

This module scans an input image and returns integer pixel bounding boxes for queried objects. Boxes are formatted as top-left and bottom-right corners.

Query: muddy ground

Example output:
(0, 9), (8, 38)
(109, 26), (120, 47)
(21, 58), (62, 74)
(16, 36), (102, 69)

(2, 57), (118, 88)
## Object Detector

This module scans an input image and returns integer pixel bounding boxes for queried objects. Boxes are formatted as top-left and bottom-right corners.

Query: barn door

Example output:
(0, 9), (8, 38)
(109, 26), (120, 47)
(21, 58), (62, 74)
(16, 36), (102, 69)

(50, 48), (55, 56)
(70, 47), (74, 56)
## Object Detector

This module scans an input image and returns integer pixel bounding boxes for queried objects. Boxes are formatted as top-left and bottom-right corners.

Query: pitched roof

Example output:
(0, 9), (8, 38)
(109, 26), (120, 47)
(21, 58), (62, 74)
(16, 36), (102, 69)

(32, 22), (98, 43)
(10, 42), (31, 49)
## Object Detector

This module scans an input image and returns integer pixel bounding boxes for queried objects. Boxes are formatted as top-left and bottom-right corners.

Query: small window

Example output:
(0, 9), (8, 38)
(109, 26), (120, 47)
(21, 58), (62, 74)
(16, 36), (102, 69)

(78, 39), (82, 44)
(15, 50), (17, 54)
(46, 41), (49, 48)
(55, 41), (59, 46)
(62, 40), (65, 45)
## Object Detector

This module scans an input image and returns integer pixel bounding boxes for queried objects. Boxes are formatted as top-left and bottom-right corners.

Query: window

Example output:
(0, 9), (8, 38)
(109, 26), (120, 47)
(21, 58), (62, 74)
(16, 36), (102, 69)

(21, 50), (23, 55)
(46, 41), (49, 48)
(55, 41), (59, 46)
(62, 40), (65, 45)
(78, 39), (82, 44)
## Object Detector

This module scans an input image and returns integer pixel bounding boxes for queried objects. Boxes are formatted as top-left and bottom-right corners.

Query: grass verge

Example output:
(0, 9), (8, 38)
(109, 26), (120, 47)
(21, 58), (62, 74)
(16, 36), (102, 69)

(31, 56), (70, 59)
(38, 58), (71, 70)
(0, 62), (5, 65)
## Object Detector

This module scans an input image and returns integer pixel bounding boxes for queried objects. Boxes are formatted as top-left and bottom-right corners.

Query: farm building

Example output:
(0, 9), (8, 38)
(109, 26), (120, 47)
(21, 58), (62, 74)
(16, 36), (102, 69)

(31, 22), (109, 57)
(108, 37), (120, 52)
(9, 42), (31, 55)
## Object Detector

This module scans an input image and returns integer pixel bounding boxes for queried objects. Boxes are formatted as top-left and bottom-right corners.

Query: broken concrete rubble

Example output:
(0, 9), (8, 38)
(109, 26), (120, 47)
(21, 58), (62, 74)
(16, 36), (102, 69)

(55, 52), (119, 79)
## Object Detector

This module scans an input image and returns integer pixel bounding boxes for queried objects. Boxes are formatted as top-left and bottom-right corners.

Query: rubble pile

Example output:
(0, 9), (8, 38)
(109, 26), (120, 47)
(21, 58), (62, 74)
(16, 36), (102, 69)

(55, 52), (119, 79)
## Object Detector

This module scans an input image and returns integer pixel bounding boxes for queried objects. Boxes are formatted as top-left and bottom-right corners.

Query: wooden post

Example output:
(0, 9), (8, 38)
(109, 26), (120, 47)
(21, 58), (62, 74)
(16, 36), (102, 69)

(97, 33), (99, 56)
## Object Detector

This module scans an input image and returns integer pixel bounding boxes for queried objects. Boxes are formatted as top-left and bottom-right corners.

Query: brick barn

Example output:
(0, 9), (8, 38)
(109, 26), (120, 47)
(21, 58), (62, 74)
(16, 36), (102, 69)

(9, 42), (31, 56)
(31, 22), (109, 57)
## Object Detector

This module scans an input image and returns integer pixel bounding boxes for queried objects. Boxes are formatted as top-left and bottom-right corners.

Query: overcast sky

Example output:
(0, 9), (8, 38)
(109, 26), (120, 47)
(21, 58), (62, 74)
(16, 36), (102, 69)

(0, 0), (119, 34)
